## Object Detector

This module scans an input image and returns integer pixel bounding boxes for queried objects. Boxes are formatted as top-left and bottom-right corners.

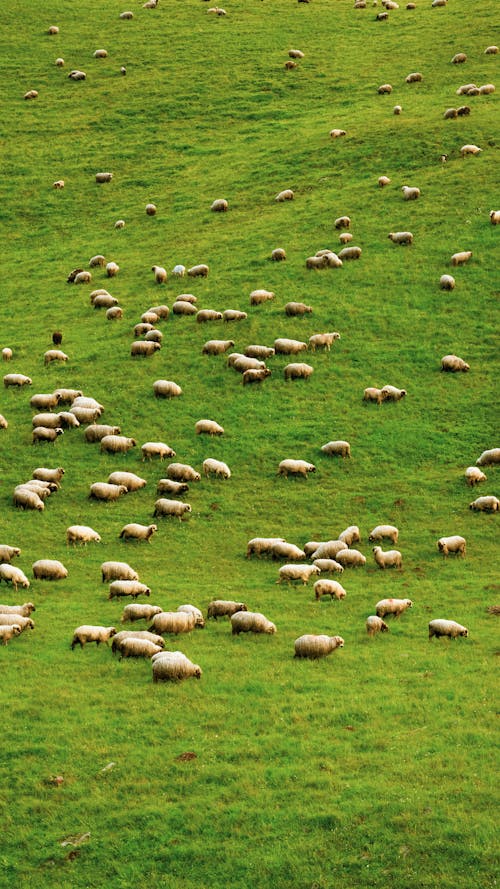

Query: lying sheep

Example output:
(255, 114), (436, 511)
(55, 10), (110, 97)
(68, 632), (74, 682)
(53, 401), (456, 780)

(275, 189), (294, 202)
(32, 559), (67, 580)
(108, 472), (146, 492)
(141, 442), (176, 461)
(0, 545), (21, 563)
(277, 564), (321, 585)
(153, 498), (192, 519)
(119, 524), (158, 542)
(33, 465), (64, 484)
(335, 549), (366, 568)
(381, 385), (406, 401)
(85, 424), (121, 443)
(121, 604), (163, 623)
(274, 338), (308, 355)
(203, 458), (231, 479)
(270, 541), (306, 561)
(109, 580), (151, 600)
(372, 546), (402, 569)
(369, 525), (399, 545)
(231, 611), (276, 635)
(429, 619), (468, 639)
(308, 332), (340, 352)
(13, 487), (44, 511)
(156, 478), (189, 496)
(441, 354), (469, 372)
(153, 380), (182, 398)
(71, 626), (116, 649)
(149, 611), (196, 634)
(366, 615), (389, 636)
(101, 561), (138, 583)
(195, 419), (224, 436)
(294, 634), (344, 658)
(388, 231), (413, 245)
(375, 598), (412, 618)
(223, 310), (247, 322)
(440, 274), (456, 290)
(0, 625), (22, 645)
(476, 449), (500, 466)
(89, 482), (128, 501)
(460, 144), (481, 157)
(177, 604), (205, 628)
(284, 363), (314, 381)
(465, 467), (487, 487)
(208, 600), (248, 619)
(402, 186), (420, 200)
(278, 459), (316, 478)
(0, 564), (30, 590)
(320, 440), (350, 458)
(4, 373), (32, 388)
(314, 579), (346, 601)
(250, 289), (275, 305)
(151, 651), (202, 681)
(451, 250), (472, 266)
(437, 535), (466, 556)
(100, 435), (136, 454)
(167, 463), (201, 482)
(202, 339), (235, 355)
(32, 426), (64, 443)
(66, 525), (101, 545)
(44, 349), (68, 365)
(469, 496), (500, 512)
(312, 559), (344, 574)
(131, 341), (161, 357)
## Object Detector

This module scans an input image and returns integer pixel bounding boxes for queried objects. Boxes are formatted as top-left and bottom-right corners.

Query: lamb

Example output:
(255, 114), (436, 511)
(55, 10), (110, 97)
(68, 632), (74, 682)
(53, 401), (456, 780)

(32, 559), (68, 580)
(156, 478), (189, 496)
(118, 638), (163, 659)
(43, 349), (68, 365)
(271, 248), (286, 261)
(111, 631), (164, 654)
(465, 467), (487, 487)
(476, 449), (500, 466)
(119, 524), (158, 542)
(278, 459), (316, 478)
(372, 546), (402, 569)
(294, 634), (344, 658)
(211, 199), (228, 212)
(338, 246), (362, 260)
(203, 458), (231, 479)
(151, 265), (167, 284)
(208, 600), (248, 619)
(275, 189), (294, 202)
(460, 145), (481, 157)
(202, 340), (236, 355)
(0, 564), (30, 590)
(167, 463), (201, 482)
(274, 338), (308, 355)
(148, 611), (196, 634)
(375, 598), (412, 618)
(0, 545), (21, 564)
(4, 373), (32, 388)
(66, 525), (101, 545)
(440, 275), (455, 290)
(101, 561), (138, 583)
(32, 467), (64, 485)
(231, 611), (276, 635)
(121, 604), (163, 623)
(428, 619), (468, 639)
(187, 264), (209, 278)
(109, 580), (151, 600)
(402, 186), (420, 200)
(108, 472), (146, 492)
(330, 129), (347, 138)
(250, 289), (275, 305)
(320, 440), (350, 458)
(314, 579), (346, 601)
(89, 482), (128, 501)
(153, 498), (192, 519)
(177, 604), (205, 628)
(363, 386), (385, 404)
(13, 487), (44, 511)
(141, 442), (176, 461)
(152, 651), (202, 681)
(32, 426), (64, 443)
(276, 564), (321, 585)
(284, 302), (313, 316)
(369, 525), (399, 545)
(312, 559), (344, 575)
(490, 211), (500, 225)
(0, 625), (22, 645)
(335, 549), (366, 568)
(284, 363), (314, 381)
(451, 251), (472, 266)
(381, 385), (407, 401)
(388, 232), (413, 246)
(437, 535), (466, 556)
(173, 301), (197, 316)
(405, 72), (423, 83)
(100, 435), (137, 454)
(85, 424), (121, 443)
(366, 616), (389, 636)
(223, 310), (247, 322)
(196, 309), (223, 323)
(308, 332), (341, 352)
(270, 541), (306, 561)
(71, 626), (116, 649)
(130, 341), (161, 357)
(245, 345), (275, 360)
(441, 354), (470, 372)
(469, 496), (500, 512)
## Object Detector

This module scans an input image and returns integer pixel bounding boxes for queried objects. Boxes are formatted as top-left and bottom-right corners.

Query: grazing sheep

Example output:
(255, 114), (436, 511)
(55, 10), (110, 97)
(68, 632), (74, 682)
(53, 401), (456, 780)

(57, 411), (80, 428)
(69, 70), (86, 81)
(338, 246), (362, 260)
(457, 105), (471, 116)
(167, 463), (201, 482)
(15, 482), (53, 501)
(111, 630), (164, 654)
(151, 265), (167, 284)
(274, 338), (308, 355)
(278, 459), (316, 478)
(309, 332), (341, 352)
(309, 540), (347, 560)
(196, 309), (223, 323)
(89, 482), (128, 501)
(363, 386), (385, 404)
(24, 89), (39, 99)
(378, 175), (391, 187)
(320, 440), (351, 458)
(153, 498), (192, 519)
(305, 255), (330, 270)
(0, 564), (30, 590)
(4, 373), (32, 388)
(13, 488), (44, 511)
(245, 345), (275, 360)
(100, 434), (136, 455)
(465, 467), (487, 487)
(270, 541), (306, 561)
(334, 216), (351, 229)
(246, 538), (285, 558)
(444, 107), (458, 119)
(53, 387), (81, 403)
(223, 309), (247, 322)
(70, 406), (102, 423)
(312, 559), (344, 575)
(156, 478), (189, 496)
(208, 600), (248, 619)
(121, 604), (163, 623)
(32, 467), (64, 485)
(294, 634), (344, 658)
(440, 274), (456, 290)
(402, 186), (420, 201)
(115, 219), (125, 228)
(141, 442), (176, 462)
(89, 254), (106, 268)
(271, 248), (286, 261)
(0, 414), (7, 429)
(469, 496), (500, 512)
(66, 525), (101, 545)
(85, 424), (121, 443)
(0, 545), (21, 564)
(284, 363), (314, 381)
(451, 52), (467, 64)
(43, 349), (69, 366)
(406, 72), (423, 83)
(231, 611), (276, 635)
(339, 525), (360, 546)
(141, 310), (159, 324)
(109, 580), (151, 600)
(490, 210), (500, 225)
(339, 233), (353, 245)
(284, 302), (312, 316)
(250, 289), (275, 305)
(388, 231), (413, 245)
(285, 60), (298, 70)
(275, 189), (294, 202)
(101, 561), (138, 583)
(211, 199), (228, 212)
(108, 472), (146, 492)
(118, 638), (163, 659)
(145, 329), (163, 344)
(460, 144), (481, 157)
(95, 172), (112, 183)
(119, 524), (158, 542)
(372, 546), (402, 569)
(476, 449), (500, 466)
(441, 354), (470, 372)
(376, 598), (412, 618)
(105, 261), (119, 278)
(437, 535), (466, 556)
(130, 340), (161, 357)
(149, 611), (196, 634)
(335, 549), (366, 568)
(277, 564), (321, 585)
(378, 83), (393, 94)
(32, 426), (64, 443)
(32, 413), (65, 430)
(173, 300), (197, 316)
(148, 304), (170, 319)
(0, 613), (33, 632)
(231, 355), (266, 374)
(2, 348), (12, 362)
(368, 525), (399, 545)
(0, 625), (22, 645)
(451, 251), (472, 266)
(366, 615), (390, 636)
(381, 385), (407, 401)
(202, 339), (235, 355)
(330, 129), (347, 138)
(152, 651), (202, 681)
(152, 380), (182, 398)
(203, 458), (231, 479)
(177, 604), (205, 628)
(431, 0), (447, 6)
(429, 619), (468, 639)
(195, 419), (224, 437)
(314, 579), (346, 601)
(71, 626), (116, 649)
(187, 264), (209, 278)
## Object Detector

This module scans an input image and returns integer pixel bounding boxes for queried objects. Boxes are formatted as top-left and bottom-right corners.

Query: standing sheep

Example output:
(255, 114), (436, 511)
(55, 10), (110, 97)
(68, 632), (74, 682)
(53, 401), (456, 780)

(275, 189), (294, 202)
(278, 459), (316, 478)
(203, 458), (231, 479)
(388, 231), (413, 245)
(202, 340), (235, 355)
(118, 638), (163, 659)
(152, 651), (202, 682)
(109, 580), (151, 600)
(451, 251), (472, 266)
(4, 374), (32, 388)
(464, 467), (486, 487)
(148, 611), (196, 634)
(108, 472), (146, 492)
(119, 524), (158, 542)
(195, 419), (224, 436)
(277, 564), (321, 585)
(100, 435), (137, 455)
(375, 598), (412, 618)
(294, 635), (344, 658)
(366, 616), (389, 636)
(231, 611), (276, 635)
(320, 440), (351, 458)
(141, 442), (176, 461)
(151, 265), (167, 284)
(89, 482), (128, 501)
(207, 600), (248, 620)
(101, 561), (139, 583)
(441, 355), (470, 372)
(0, 625), (22, 645)
(0, 545), (22, 563)
(335, 549), (366, 568)
(130, 341), (161, 357)
(338, 526), (360, 546)
(177, 604), (205, 628)
(167, 463), (201, 482)
(156, 478), (189, 496)
(13, 488), (44, 511)
(402, 186), (420, 200)
(314, 579), (346, 601)
(476, 449), (500, 466)
(153, 499), (192, 519)
(153, 380), (182, 398)
(66, 525), (101, 545)
(440, 275), (456, 291)
(32, 559), (68, 580)
(363, 386), (385, 404)
(187, 264), (209, 278)
(368, 525), (399, 545)
(32, 427), (64, 443)
(469, 496), (499, 512)
(460, 145), (481, 157)
(250, 289), (275, 305)
(0, 564), (30, 591)
(428, 619), (468, 639)
(372, 546), (402, 569)
(121, 604), (163, 623)
(489, 210), (500, 225)
(71, 626), (116, 649)
(44, 350), (69, 365)
(274, 338), (308, 355)
(308, 332), (340, 351)
(284, 363), (314, 381)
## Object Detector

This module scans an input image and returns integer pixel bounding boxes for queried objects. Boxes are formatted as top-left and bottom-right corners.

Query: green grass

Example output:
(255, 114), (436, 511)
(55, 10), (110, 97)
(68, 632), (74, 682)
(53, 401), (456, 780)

(0, 1), (498, 887)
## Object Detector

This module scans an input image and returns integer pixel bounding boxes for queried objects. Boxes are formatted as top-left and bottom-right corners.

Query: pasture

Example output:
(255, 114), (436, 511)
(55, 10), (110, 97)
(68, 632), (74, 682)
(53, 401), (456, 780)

(0, 0), (498, 886)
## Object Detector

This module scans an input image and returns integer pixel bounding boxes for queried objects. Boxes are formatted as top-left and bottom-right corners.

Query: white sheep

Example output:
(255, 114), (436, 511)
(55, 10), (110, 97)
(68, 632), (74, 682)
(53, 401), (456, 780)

(43, 349), (68, 365)
(476, 448), (500, 466)
(232, 356), (266, 373)
(250, 289), (275, 305)
(187, 264), (209, 277)
(388, 231), (413, 245)
(152, 651), (202, 681)
(118, 638), (163, 658)
(89, 482), (128, 501)
(0, 625), (22, 645)
(32, 559), (68, 580)
(246, 538), (285, 558)
(2, 348), (12, 362)
(368, 525), (399, 545)
(375, 598), (412, 618)
(278, 459), (316, 478)
(460, 145), (481, 157)
(274, 338), (308, 355)
(484, 46), (499, 54)
(223, 310), (247, 322)
(0, 414), (8, 429)
(196, 309), (223, 323)
(294, 634), (344, 658)
(71, 626), (116, 649)
(177, 604), (205, 628)
(338, 526), (360, 546)
(115, 220), (125, 228)
(156, 478), (189, 496)
(141, 442), (176, 461)
(69, 70), (86, 81)
(151, 265), (167, 284)
(101, 561), (138, 583)
(109, 580), (151, 600)
(270, 541), (306, 561)
(245, 345), (275, 360)
(464, 467), (486, 487)
(284, 363), (314, 381)
(100, 435), (137, 454)
(378, 84), (392, 94)
(0, 613), (34, 632)
(381, 384), (407, 401)
(211, 199), (228, 212)
(153, 498), (192, 519)
(108, 472), (146, 492)
(33, 466), (64, 484)
(312, 559), (344, 575)
(66, 525), (101, 545)
(85, 424), (121, 443)
(149, 611), (196, 634)
(284, 301), (313, 316)
(121, 604), (163, 623)
(276, 564), (321, 585)
(402, 186), (420, 200)
(32, 413), (64, 430)
(119, 524), (158, 542)
(490, 211), (500, 225)
(231, 611), (276, 635)
(4, 373), (32, 388)
(106, 262), (120, 279)
(330, 129), (347, 138)
(338, 246), (362, 261)
(271, 248), (286, 261)
(203, 458), (231, 479)
(440, 274), (455, 290)
(451, 251), (472, 266)
(167, 463), (201, 482)
(339, 232), (353, 244)
(372, 546), (402, 569)
(437, 535), (466, 556)
(451, 52), (467, 63)
(428, 619), (468, 639)
(70, 406), (102, 423)
(111, 631), (164, 654)
(469, 496), (499, 512)
(131, 341), (161, 357)
(13, 488), (44, 511)
(314, 579), (346, 601)
(0, 564), (30, 590)
(89, 255), (106, 268)
(308, 332), (340, 352)
(153, 380), (182, 398)
(275, 189), (294, 202)
(363, 386), (385, 404)
(207, 600), (248, 619)
(479, 83), (495, 95)
(441, 354), (470, 372)
(335, 549), (366, 568)
(0, 545), (22, 563)
(32, 426), (64, 443)
(378, 176), (391, 187)
(202, 340), (235, 355)
(334, 216), (351, 229)
(173, 301), (197, 316)
(320, 440), (350, 458)
(195, 419), (224, 436)
(405, 72), (423, 82)
(366, 615), (389, 636)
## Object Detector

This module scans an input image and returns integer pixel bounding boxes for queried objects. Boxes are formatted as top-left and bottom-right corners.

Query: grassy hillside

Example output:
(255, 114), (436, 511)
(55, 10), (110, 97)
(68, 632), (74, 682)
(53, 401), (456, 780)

(0, 1), (498, 887)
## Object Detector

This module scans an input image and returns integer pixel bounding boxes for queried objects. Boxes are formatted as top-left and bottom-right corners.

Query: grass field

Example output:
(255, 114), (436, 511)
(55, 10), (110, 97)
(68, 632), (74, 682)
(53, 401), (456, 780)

(0, 1), (498, 887)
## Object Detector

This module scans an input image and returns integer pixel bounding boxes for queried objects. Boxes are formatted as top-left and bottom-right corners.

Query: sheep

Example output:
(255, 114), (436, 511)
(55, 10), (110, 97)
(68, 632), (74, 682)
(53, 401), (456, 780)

(211, 199), (228, 212)
(53, 388), (82, 403)
(402, 186), (420, 200)
(141, 442), (176, 462)
(31, 413), (64, 429)
(112, 630), (164, 654)
(388, 231), (413, 245)
(335, 549), (366, 568)
(105, 261), (119, 278)
(431, 0), (447, 6)
(24, 90), (39, 99)
(460, 145), (481, 157)
(152, 651), (202, 681)
(69, 70), (86, 81)
(334, 216), (351, 230)
(149, 611), (196, 634)
(378, 84), (393, 94)
(89, 255), (106, 268)
(33, 467), (64, 484)
(440, 274), (456, 290)
(13, 488), (44, 511)
(369, 525), (399, 545)
(223, 310), (247, 322)
(429, 619), (468, 639)
(330, 129), (347, 138)
(476, 449), (500, 466)
(93, 293), (118, 309)
(167, 463), (201, 482)
(289, 49), (304, 58)
(363, 386), (385, 404)
(153, 499), (192, 519)
(55, 57), (64, 66)
(130, 341), (161, 357)
(141, 311), (159, 325)
(156, 478), (189, 496)
(441, 354), (469, 372)
(203, 458), (231, 479)
(70, 406), (102, 424)
(376, 11), (389, 20)
(71, 626), (116, 649)
(490, 211), (500, 225)
(66, 525), (101, 545)
(135, 323), (154, 337)
(456, 105), (471, 116)
(171, 265), (186, 277)
(278, 459), (316, 479)
(15, 482), (53, 501)
(437, 535), (466, 556)
(366, 616), (389, 636)
(276, 564), (321, 585)
(107, 472), (146, 492)
(57, 412), (80, 428)
(314, 579), (346, 601)
(32, 559), (68, 581)
(197, 310), (223, 323)
(444, 107), (458, 119)
(309, 540), (347, 560)
(85, 424), (121, 443)
(250, 289), (275, 305)
(246, 538), (285, 558)
(147, 304), (170, 320)
(406, 72), (423, 82)
(101, 561), (138, 583)
(32, 427), (64, 443)
(274, 338), (308, 355)
(469, 496), (500, 512)
(312, 559), (344, 575)
(305, 255), (330, 270)
(0, 565), (30, 590)
(109, 580), (151, 600)
(381, 384), (407, 401)
(0, 414), (7, 429)
(456, 83), (477, 95)
(275, 189), (294, 202)
(284, 363), (314, 381)
(195, 419), (224, 436)
(284, 302), (313, 316)
(73, 393), (103, 409)
(451, 251), (472, 266)
(0, 625), (22, 645)
(151, 265), (167, 284)
(231, 356), (266, 373)
(245, 345), (275, 361)
(375, 598), (413, 618)
(4, 373), (32, 388)
(75, 270), (93, 285)
(339, 525), (361, 545)
(271, 248), (287, 261)
(231, 611), (276, 635)
(187, 264), (209, 278)
(89, 481), (129, 501)
(177, 604), (205, 629)
(284, 60), (298, 69)
(339, 232), (353, 245)
(320, 440), (350, 458)
(2, 348), (12, 362)
(121, 604), (163, 623)
(294, 635), (344, 659)
(173, 300), (197, 316)
(119, 524), (158, 542)
(202, 340), (235, 355)
(270, 542), (306, 561)
(465, 467), (487, 487)
(372, 546), (402, 569)
(95, 172), (112, 183)
(484, 46), (499, 54)
(118, 638), (163, 659)
(100, 435), (137, 454)
(451, 52), (467, 64)
(308, 332), (341, 352)
(115, 219), (125, 228)
(378, 175), (391, 187)
(0, 545), (21, 564)
(208, 600), (248, 619)
(338, 246), (362, 261)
